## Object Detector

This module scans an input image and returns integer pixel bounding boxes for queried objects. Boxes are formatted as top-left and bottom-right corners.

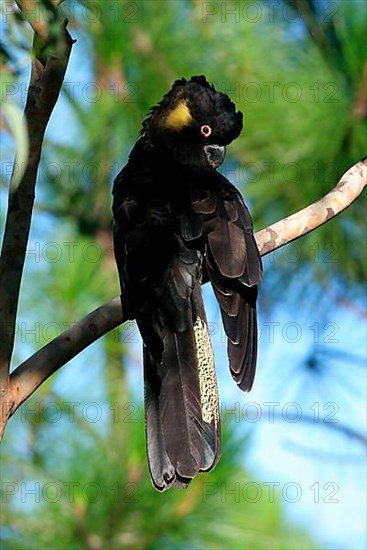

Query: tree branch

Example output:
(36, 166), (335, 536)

(9, 298), (124, 414)
(0, 8), (74, 436)
(1, 157), (365, 439)
(273, 412), (367, 448)
(256, 157), (367, 255)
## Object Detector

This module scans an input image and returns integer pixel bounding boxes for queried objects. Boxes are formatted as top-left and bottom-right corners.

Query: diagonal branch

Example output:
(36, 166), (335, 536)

(7, 298), (124, 418)
(256, 157), (367, 255)
(0, 9), (74, 434)
(0, 157), (365, 440)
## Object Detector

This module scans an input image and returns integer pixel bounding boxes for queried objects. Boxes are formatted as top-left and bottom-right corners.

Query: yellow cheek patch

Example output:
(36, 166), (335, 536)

(163, 100), (193, 130)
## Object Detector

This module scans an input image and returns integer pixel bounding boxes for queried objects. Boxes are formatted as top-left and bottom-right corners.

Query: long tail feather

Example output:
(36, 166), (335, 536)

(144, 285), (220, 491)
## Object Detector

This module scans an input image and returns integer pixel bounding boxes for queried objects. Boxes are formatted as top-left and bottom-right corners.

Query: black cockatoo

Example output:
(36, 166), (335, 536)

(112, 75), (262, 491)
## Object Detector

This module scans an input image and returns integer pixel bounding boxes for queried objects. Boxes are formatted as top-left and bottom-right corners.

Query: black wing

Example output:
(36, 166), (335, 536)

(180, 171), (263, 392)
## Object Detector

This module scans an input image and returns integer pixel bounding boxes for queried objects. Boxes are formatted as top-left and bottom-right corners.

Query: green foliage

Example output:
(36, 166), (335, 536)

(1, 409), (315, 549)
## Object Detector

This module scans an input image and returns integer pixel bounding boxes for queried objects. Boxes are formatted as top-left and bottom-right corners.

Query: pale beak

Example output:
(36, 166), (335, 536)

(203, 145), (226, 169)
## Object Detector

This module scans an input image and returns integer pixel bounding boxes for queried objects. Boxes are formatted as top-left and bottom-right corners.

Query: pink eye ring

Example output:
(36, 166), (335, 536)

(200, 124), (212, 138)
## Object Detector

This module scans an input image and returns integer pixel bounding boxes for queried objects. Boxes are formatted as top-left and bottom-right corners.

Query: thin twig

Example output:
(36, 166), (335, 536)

(0, 9), (74, 436)
(273, 412), (367, 448)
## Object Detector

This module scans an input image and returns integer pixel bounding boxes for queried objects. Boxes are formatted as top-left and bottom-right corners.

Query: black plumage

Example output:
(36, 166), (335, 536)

(112, 75), (262, 491)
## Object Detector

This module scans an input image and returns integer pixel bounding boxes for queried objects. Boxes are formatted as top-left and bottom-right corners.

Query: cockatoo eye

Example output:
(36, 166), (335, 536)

(200, 124), (212, 138)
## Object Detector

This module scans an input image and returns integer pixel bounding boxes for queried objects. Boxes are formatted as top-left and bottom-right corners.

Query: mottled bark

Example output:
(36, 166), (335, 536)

(255, 158), (367, 255)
